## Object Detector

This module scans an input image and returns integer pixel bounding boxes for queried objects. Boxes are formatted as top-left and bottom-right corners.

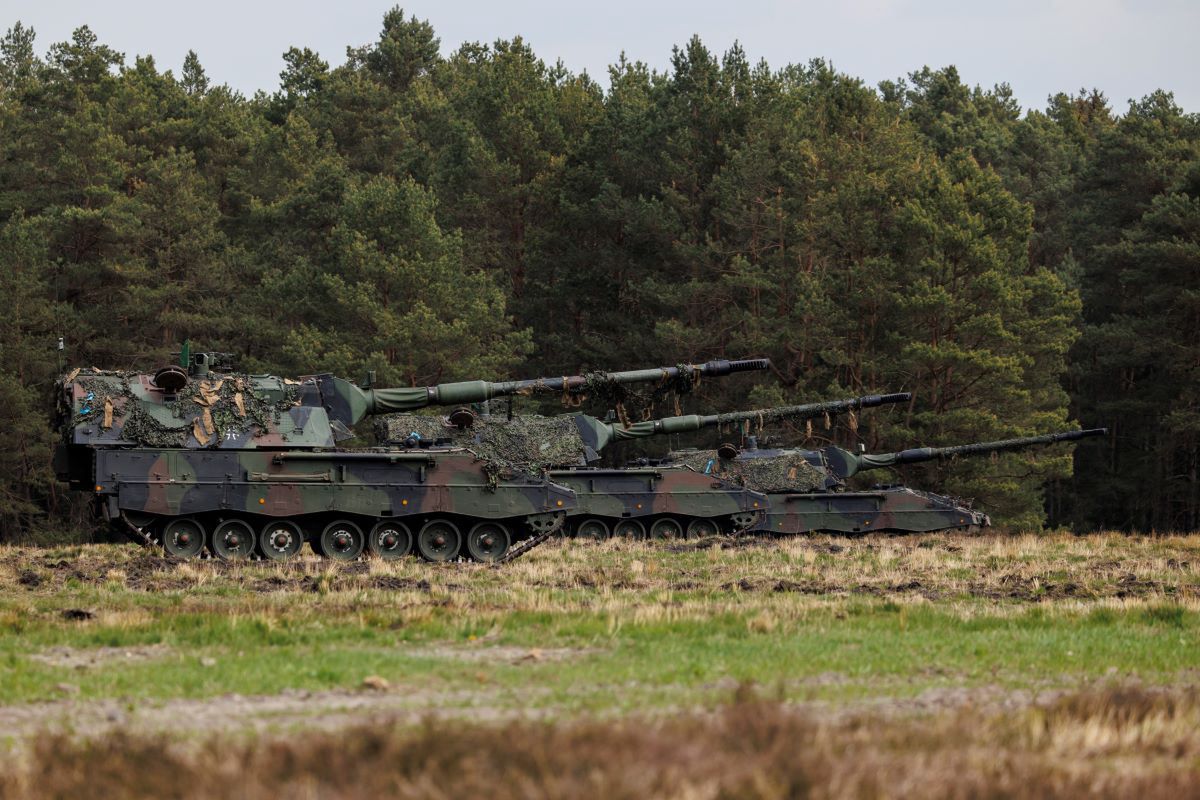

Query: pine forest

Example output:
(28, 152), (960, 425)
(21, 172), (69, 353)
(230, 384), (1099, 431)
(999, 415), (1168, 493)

(1, 10), (1198, 538)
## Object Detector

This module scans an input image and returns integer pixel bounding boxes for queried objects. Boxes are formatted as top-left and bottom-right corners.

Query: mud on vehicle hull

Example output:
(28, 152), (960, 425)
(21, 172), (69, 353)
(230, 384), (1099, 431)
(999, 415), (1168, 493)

(752, 488), (989, 535)
(549, 466), (766, 540)
(90, 447), (574, 563)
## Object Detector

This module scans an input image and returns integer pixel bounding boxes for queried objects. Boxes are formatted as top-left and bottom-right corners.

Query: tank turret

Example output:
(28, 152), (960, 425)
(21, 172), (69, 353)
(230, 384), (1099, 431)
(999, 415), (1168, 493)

(821, 428), (1109, 479)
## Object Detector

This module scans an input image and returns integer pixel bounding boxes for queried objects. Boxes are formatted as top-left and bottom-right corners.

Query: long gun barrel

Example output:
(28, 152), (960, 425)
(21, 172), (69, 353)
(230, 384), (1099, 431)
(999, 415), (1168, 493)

(823, 428), (1108, 479)
(574, 392), (911, 457)
(319, 358), (771, 427)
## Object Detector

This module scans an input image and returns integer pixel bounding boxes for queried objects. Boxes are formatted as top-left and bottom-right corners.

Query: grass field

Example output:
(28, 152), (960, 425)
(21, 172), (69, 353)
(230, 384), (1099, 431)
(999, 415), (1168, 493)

(0, 532), (1197, 798)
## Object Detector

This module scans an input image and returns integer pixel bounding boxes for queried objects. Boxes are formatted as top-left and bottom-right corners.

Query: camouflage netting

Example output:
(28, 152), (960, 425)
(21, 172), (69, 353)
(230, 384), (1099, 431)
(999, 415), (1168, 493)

(714, 407), (851, 435)
(564, 365), (700, 423)
(71, 371), (298, 448)
(374, 414), (464, 444)
(376, 413), (587, 477)
(472, 415), (586, 473)
(672, 450), (828, 493)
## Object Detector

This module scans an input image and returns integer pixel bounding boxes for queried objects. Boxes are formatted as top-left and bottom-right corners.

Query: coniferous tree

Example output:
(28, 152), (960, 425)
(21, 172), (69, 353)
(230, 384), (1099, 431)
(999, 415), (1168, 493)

(0, 11), (1192, 537)
(1069, 93), (1200, 529)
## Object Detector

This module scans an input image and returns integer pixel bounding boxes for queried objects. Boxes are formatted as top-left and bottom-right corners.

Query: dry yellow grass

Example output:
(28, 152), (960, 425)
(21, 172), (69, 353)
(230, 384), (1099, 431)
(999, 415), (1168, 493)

(1, 684), (1196, 799)
(2, 532), (1198, 630)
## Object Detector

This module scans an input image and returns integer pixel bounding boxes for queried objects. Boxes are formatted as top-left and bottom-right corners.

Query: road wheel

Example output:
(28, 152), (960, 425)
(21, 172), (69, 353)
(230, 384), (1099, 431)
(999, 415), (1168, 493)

(466, 522), (510, 563)
(417, 519), (461, 562)
(162, 518), (205, 559)
(649, 517), (684, 540)
(211, 519), (256, 560)
(367, 520), (413, 560)
(686, 518), (720, 539)
(612, 518), (646, 539)
(574, 518), (610, 540)
(259, 520), (304, 562)
(320, 520), (365, 561)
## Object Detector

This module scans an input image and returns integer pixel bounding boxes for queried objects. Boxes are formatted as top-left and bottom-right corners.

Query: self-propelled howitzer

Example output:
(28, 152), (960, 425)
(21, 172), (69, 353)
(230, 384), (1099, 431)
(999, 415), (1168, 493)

(376, 392), (910, 466)
(54, 352), (769, 562)
(376, 392), (908, 540)
(546, 393), (913, 540)
(668, 427), (1107, 535)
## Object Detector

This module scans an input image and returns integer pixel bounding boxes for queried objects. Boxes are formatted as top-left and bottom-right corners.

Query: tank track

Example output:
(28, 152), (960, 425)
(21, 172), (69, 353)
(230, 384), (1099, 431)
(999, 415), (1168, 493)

(494, 513), (566, 564)
(120, 513), (154, 547)
(121, 511), (562, 565)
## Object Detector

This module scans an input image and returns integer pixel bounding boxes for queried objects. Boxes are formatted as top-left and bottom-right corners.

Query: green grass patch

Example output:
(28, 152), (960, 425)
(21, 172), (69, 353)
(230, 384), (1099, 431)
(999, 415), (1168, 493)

(0, 600), (1194, 708)
(0, 535), (1197, 715)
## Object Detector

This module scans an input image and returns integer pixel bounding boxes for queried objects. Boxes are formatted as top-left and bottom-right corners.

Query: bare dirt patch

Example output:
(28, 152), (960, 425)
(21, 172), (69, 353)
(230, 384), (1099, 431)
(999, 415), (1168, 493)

(0, 680), (1038, 743)
(0, 684), (552, 742)
(0, 643), (598, 741)
(408, 643), (597, 664)
(28, 644), (173, 671)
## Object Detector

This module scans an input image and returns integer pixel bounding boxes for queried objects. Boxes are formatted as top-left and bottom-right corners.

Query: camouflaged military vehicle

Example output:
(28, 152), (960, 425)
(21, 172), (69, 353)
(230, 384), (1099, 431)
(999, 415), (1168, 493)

(664, 427), (1107, 534)
(379, 411), (768, 539)
(55, 349), (767, 561)
(376, 393), (906, 539)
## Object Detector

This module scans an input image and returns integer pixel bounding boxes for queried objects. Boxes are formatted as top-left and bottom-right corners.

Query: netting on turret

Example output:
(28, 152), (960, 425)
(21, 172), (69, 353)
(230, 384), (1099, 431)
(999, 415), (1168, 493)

(374, 414), (461, 444)
(69, 371), (298, 448)
(671, 449), (827, 493)
(376, 413), (587, 475)
(474, 415), (587, 472)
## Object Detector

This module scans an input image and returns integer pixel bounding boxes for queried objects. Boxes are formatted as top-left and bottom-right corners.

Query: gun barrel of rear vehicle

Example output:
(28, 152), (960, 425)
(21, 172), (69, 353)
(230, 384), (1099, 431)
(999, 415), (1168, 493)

(839, 427), (1109, 477)
(885, 428), (1109, 465)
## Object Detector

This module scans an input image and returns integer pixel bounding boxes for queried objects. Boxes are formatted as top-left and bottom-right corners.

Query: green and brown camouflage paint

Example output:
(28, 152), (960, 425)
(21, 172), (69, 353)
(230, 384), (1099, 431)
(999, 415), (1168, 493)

(673, 429), (1107, 534)
(547, 467), (764, 539)
(55, 354), (769, 561)
(375, 394), (906, 538)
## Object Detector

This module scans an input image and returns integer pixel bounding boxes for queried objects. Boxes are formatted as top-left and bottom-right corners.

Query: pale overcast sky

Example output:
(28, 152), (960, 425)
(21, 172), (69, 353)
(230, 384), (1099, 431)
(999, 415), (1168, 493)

(2, 0), (1197, 113)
